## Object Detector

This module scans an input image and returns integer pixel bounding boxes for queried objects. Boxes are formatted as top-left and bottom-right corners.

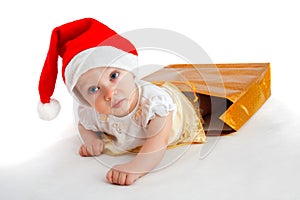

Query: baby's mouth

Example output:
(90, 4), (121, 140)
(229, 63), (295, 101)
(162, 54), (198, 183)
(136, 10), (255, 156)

(111, 99), (125, 108)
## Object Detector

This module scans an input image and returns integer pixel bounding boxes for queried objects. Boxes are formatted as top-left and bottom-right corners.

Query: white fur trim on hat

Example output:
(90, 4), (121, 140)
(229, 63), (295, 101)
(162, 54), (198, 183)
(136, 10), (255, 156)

(65, 46), (138, 97)
(37, 98), (61, 120)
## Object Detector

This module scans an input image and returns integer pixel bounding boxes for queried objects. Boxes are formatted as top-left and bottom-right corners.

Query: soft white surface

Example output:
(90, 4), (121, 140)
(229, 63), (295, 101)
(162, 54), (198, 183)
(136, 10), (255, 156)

(1, 0), (300, 199)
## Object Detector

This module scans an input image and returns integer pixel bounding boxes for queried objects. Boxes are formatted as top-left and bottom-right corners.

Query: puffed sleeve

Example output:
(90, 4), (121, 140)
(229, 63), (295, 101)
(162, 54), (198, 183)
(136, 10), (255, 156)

(141, 85), (176, 127)
(77, 105), (100, 132)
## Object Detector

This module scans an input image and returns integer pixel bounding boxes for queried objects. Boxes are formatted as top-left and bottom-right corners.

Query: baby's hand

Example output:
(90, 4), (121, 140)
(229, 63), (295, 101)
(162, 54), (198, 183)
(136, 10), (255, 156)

(106, 163), (145, 185)
(79, 139), (104, 157)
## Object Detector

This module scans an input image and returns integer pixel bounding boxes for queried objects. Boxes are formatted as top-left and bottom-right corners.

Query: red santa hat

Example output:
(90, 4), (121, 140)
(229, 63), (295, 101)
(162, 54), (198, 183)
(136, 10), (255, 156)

(38, 18), (138, 120)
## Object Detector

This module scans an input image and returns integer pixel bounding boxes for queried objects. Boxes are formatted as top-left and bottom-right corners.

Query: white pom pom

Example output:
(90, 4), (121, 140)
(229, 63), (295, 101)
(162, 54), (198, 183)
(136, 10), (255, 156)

(37, 99), (61, 120)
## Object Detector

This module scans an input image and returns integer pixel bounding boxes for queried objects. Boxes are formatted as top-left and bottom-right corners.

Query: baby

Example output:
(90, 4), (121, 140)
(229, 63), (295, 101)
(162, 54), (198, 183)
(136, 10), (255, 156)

(37, 18), (206, 185)
(75, 66), (173, 185)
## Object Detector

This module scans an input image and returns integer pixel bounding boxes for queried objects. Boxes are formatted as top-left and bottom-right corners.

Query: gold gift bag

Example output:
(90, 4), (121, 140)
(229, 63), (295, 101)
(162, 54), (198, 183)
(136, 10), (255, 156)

(143, 63), (271, 135)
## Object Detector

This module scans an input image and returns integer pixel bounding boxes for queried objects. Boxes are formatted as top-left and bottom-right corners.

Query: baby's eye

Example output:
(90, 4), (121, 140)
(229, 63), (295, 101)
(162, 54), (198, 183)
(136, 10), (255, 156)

(110, 72), (119, 80)
(88, 86), (100, 94)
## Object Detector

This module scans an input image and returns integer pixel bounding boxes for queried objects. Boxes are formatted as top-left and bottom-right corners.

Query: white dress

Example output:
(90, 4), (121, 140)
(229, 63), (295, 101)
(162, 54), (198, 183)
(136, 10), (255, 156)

(77, 80), (205, 155)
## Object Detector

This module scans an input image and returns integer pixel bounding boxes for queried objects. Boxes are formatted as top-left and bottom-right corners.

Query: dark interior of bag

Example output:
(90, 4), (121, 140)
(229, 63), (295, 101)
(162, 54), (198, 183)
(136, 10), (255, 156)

(183, 92), (234, 136)
(202, 94), (233, 136)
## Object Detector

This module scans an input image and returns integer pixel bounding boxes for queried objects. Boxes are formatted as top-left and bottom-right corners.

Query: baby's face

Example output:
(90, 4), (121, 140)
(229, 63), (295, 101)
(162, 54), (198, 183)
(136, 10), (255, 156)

(75, 67), (138, 117)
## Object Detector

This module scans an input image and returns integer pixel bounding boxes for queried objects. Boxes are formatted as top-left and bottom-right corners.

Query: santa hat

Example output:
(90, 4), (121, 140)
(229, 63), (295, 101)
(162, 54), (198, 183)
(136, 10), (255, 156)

(38, 18), (138, 120)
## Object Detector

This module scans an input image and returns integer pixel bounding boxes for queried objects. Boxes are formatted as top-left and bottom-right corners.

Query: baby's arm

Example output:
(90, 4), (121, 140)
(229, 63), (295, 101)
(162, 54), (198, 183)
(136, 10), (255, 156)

(106, 112), (173, 185)
(78, 123), (104, 157)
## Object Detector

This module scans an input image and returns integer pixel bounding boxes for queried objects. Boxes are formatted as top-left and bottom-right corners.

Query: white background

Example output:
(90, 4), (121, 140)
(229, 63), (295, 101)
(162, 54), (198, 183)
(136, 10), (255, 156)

(0, 0), (299, 199)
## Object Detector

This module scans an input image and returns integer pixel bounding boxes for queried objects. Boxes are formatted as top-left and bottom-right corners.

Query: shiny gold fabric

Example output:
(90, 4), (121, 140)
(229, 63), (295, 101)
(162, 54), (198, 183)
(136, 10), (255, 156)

(162, 82), (206, 145)
(143, 63), (271, 133)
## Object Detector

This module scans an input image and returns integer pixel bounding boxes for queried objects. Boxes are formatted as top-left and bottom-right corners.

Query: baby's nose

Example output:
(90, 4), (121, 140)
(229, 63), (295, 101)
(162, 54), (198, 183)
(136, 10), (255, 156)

(103, 87), (115, 101)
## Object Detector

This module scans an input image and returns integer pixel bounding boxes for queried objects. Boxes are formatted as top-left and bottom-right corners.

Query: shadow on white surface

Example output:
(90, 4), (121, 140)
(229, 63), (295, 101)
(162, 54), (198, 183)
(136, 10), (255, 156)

(1, 97), (299, 199)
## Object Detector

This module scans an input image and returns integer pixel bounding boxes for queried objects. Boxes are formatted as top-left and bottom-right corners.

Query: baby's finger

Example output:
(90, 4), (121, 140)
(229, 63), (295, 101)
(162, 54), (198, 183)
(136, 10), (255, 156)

(86, 145), (94, 156)
(79, 145), (86, 156)
(106, 169), (113, 183)
(80, 145), (90, 157)
(112, 170), (120, 184)
(118, 172), (127, 185)
(92, 142), (102, 156)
